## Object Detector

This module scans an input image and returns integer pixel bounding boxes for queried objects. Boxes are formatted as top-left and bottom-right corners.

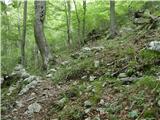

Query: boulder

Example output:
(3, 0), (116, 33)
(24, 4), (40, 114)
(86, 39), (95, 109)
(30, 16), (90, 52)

(25, 102), (42, 115)
(148, 41), (160, 52)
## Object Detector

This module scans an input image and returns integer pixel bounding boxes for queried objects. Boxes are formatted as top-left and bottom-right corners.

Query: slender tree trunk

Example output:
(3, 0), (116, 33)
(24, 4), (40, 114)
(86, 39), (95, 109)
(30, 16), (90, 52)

(21, 0), (27, 66)
(82, 0), (86, 44)
(18, 2), (21, 42)
(73, 0), (81, 47)
(17, 1), (21, 60)
(64, 0), (72, 47)
(109, 0), (117, 38)
(34, 0), (52, 70)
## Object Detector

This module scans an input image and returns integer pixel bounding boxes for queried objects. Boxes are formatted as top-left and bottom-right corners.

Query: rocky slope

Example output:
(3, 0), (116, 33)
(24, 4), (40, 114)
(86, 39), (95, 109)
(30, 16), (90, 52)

(1, 28), (160, 120)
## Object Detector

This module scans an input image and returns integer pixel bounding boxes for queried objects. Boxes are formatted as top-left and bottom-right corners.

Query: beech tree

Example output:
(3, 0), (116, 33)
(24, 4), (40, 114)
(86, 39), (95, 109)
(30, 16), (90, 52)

(73, 0), (81, 46)
(34, 0), (52, 69)
(82, 0), (86, 44)
(21, 0), (27, 66)
(64, 0), (72, 47)
(109, 0), (117, 38)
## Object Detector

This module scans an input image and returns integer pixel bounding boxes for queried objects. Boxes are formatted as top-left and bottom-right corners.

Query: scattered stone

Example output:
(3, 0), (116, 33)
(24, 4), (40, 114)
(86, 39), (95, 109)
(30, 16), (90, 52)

(85, 117), (91, 120)
(46, 74), (52, 78)
(92, 46), (104, 51)
(16, 100), (24, 108)
(81, 75), (87, 80)
(97, 108), (106, 114)
(91, 88), (96, 93)
(93, 116), (101, 120)
(82, 47), (91, 52)
(25, 102), (42, 115)
(23, 76), (37, 83)
(31, 92), (36, 96)
(48, 68), (57, 73)
(94, 60), (100, 68)
(0, 77), (4, 85)
(148, 41), (160, 52)
(84, 100), (92, 108)
(99, 99), (105, 105)
(12, 108), (18, 112)
(58, 97), (67, 105)
(26, 97), (36, 102)
(84, 108), (91, 114)
(118, 73), (127, 78)
(21, 72), (30, 79)
(19, 80), (39, 95)
(61, 61), (69, 65)
(89, 76), (96, 81)
(14, 64), (23, 71)
(120, 77), (138, 85)
(73, 81), (78, 85)
(71, 52), (80, 59)
(158, 100), (160, 107)
(7, 86), (16, 96)
(102, 82), (107, 87)
(86, 85), (92, 91)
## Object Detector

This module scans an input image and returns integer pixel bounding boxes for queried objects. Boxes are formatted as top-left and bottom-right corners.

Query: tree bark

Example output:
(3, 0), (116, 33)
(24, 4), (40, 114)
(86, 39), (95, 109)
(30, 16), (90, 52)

(73, 0), (81, 47)
(17, 1), (21, 46)
(64, 0), (72, 47)
(34, 0), (52, 70)
(21, 0), (27, 66)
(82, 0), (86, 44)
(109, 0), (117, 38)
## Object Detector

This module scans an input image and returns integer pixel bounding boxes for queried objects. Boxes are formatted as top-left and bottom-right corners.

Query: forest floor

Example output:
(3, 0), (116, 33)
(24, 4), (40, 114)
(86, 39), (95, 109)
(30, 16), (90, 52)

(1, 28), (160, 120)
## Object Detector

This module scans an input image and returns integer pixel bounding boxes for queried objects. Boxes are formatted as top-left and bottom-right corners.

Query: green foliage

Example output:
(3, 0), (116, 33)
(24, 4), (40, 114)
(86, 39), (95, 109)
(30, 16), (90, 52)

(52, 58), (94, 83)
(89, 80), (104, 104)
(2, 0), (157, 73)
(58, 104), (84, 120)
(139, 50), (160, 63)
(136, 76), (159, 90)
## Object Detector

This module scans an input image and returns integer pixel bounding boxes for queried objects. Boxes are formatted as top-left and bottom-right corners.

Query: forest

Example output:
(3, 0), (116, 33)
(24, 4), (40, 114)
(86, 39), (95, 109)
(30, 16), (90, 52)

(1, 0), (160, 120)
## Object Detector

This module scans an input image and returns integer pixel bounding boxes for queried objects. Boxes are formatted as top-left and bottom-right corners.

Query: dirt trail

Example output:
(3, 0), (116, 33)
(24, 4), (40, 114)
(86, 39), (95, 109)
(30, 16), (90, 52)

(5, 79), (69, 120)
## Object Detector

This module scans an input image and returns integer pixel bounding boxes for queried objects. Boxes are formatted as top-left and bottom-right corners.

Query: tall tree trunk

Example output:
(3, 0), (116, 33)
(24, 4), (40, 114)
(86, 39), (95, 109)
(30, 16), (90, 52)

(21, 0), (27, 66)
(109, 0), (117, 38)
(82, 0), (86, 44)
(34, 0), (52, 70)
(18, 2), (21, 42)
(17, 1), (21, 61)
(64, 0), (72, 47)
(73, 0), (81, 47)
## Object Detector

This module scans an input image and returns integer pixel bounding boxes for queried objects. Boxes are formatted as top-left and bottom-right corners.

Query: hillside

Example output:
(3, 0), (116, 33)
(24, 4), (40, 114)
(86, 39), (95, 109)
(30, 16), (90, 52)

(1, 27), (160, 120)
(1, 1), (160, 120)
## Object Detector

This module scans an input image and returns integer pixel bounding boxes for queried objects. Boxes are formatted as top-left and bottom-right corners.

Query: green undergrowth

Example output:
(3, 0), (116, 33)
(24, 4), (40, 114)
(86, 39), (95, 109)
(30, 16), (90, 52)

(52, 58), (96, 83)
(51, 75), (160, 120)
